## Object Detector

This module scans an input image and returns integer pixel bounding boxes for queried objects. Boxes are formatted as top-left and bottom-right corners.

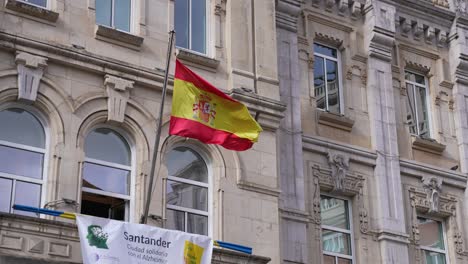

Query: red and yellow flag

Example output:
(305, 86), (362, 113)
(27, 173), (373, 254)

(170, 59), (262, 151)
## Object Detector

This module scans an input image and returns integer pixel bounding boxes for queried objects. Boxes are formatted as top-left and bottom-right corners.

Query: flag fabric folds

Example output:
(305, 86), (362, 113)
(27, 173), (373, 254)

(170, 59), (262, 151)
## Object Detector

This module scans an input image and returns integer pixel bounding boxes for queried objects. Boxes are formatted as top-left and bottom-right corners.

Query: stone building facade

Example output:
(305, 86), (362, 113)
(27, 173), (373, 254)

(0, 0), (283, 263)
(277, 0), (468, 263)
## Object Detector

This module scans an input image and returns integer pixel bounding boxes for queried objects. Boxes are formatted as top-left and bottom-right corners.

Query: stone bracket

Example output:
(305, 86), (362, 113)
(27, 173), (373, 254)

(104, 75), (134, 123)
(15, 52), (48, 103)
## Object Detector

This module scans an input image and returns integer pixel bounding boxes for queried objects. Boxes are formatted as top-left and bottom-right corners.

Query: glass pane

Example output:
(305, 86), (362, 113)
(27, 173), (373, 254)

(314, 56), (326, 110)
(314, 43), (337, 58)
(81, 192), (126, 220)
(0, 108), (45, 148)
(166, 180), (208, 211)
(13, 181), (41, 217)
(327, 60), (340, 114)
(23, 0), (47, 7)
(322, 230), (352, 255)
(415, 74), (425, 85)
(406, 84), (418, 135)
(0, 178), (12, 213)
(82, 162), (130, 195)
(0, 145), (43, 179)
(424, 251), (446, 264)
(321, 196), (349, 229)
(191, 0), (206, 53)
(187, 213), (208, 235)
(338, 258), (352, 264)
(418, 218), (445, 250)
(96, 0), (112, 27)
(323, 255), (335, 264)
(167, 147), (208, 183)
(175, 0), (189, 49)
(416, 86), (430, 138)
(114, 0), (131, 32)
(166, 209), (185, 231)
(405, 72), (414, 82)
(85, 128), (131, 165)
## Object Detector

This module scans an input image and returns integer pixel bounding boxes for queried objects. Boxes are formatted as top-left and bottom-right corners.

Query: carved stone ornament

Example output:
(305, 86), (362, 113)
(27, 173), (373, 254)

(408, 177), (464, 254)
(314, 33), (343, 48)
(405, 60), (431, 75)
(311, 156), (369, 233)
(15, 52), (48, 102)
(104, 75), (134, 123)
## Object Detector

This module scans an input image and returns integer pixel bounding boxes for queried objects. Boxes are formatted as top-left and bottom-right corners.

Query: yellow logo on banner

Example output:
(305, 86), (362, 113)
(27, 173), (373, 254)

(184, 240), (204, 264)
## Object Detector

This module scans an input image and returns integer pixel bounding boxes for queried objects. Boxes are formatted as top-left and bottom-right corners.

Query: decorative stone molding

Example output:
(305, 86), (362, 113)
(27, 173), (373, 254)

(95, 25), (144, 49)
(411, 136), (446, 155)
(317, 111), (355, 132)
(15, 52), (48, 102)
(404, 60), (431, 75)
(275, 0), (301, 32)
(346, 65), (367, 85)
(311, 161), (368, 233)
(214, 0), (227, 16)
(5, 0), (59, 22)
(314, 33), (343, 48)
(455, 0), (468, 16)
(396, 15), (448, 47)
(421, 176), (443, 213)
(104, 75), (134, 123)
(176, 49), (220, 70)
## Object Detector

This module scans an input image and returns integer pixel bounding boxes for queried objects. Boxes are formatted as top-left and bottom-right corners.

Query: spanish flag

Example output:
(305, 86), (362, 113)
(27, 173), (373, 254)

(170, 60), (262, 151)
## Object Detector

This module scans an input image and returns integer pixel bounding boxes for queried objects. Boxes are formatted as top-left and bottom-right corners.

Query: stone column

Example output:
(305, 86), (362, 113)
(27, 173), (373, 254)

(364, 1), (410, 263)
(276, 1), (308, 263)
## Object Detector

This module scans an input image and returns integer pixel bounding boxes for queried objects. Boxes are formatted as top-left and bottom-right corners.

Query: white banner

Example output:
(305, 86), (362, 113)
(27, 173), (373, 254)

(76, 215), (213, 264)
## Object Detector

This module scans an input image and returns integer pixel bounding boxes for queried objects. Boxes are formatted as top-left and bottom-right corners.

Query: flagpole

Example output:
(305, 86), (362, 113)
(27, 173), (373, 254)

(142, 30), (175, 224)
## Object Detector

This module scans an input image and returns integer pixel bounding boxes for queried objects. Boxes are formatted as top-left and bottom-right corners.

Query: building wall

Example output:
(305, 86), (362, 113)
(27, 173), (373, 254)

(0, 0), (284, 263)
(277, 0), (468, 263)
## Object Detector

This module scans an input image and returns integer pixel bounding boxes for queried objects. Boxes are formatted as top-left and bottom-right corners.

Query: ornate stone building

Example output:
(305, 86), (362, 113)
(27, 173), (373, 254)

(277, 0), (468, 263)
(0, 0), (283, 263)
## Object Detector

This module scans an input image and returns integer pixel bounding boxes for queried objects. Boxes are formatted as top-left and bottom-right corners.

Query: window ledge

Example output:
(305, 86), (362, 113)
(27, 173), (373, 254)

(95, 25), (144, 50)
(317, 111), (354, 132)
(176, 49), (220, 70)
(5, 0), (58, 22)
(411, 136), (446, 155)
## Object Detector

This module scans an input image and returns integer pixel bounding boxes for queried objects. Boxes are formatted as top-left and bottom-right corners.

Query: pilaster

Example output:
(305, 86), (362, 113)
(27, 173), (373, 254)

(364, 1), (410, 263)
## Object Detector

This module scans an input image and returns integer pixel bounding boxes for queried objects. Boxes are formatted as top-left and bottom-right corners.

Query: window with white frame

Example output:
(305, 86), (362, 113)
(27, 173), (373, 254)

(19, 0), (47, 8)
(321, 196), (353, 264)
(81, 128), (132, 221)
(165, 146), (209, 236)
(405, 71), (431, 138)
(96, 0), (132, 32)
(314, 43), (342, 114)
(0, 108), (46, 217)
(174, 0), (207, 54)
(418, 217), (448, 264)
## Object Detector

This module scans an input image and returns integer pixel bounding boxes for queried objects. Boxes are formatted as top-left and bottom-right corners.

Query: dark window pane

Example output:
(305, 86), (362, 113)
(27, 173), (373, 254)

(191, 0), (206, 53)
(187, 213), (208, 235)
(175, 0), (189, 49)
(0, 108), (45, 148)
(96, 0), (112, 27)
(166, 209), (185, 231)
(338, 258), (352, 264)
(424, 251), (446, 264)
(418, 218), (445, 250)
(405, 72), (414, 82)
(322, 230), (352, 255)
(0, 145), (43, 179)
(314, 56), (326, 110)
(321, 196), (349, 229)
(415, 74), (425, 85)
(406, 84), (418, 135)
(81, 192), (126, 220)
(13, 181), (41, 217)
(314, 43), (337, 58)
(416, 86), (429, 138)
(323, 255), (335, 264)
(0, 178), (12, 213)
(82, 162), (130, 195)
(23, 0), (47, 7)
(114, 0), (131, 31)
(166, 180), (208, 211)
(85, 128), (131, 165)
(326, 60), (340, 114)
(167, 147), (208, 183)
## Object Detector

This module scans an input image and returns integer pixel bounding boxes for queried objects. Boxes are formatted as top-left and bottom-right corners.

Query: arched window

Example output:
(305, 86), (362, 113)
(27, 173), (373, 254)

(0, 108), (46, 217)
(165, 146), (209, 235)
(81, 128), (132, 221)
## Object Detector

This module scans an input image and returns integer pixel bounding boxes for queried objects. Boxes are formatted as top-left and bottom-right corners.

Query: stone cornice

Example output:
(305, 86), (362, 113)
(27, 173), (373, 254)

(386, 0), (455, 27)
(276, 0), (302, 32)
(399, 159), (467, 188)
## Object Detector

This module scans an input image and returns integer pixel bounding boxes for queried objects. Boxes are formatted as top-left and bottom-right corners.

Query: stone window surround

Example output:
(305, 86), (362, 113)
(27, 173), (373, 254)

(5, 0), (59, 23)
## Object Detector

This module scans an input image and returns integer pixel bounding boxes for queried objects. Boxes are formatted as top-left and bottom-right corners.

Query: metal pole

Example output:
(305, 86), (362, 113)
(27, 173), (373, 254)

(142, 30), (175, 224)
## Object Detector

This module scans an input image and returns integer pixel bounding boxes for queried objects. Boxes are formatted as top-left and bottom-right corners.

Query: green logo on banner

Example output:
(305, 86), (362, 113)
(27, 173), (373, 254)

(86, 225), (109, 249)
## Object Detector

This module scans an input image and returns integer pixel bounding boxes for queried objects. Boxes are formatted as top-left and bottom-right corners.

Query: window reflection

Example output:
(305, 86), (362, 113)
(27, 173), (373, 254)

(314, 44), (341, 114)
